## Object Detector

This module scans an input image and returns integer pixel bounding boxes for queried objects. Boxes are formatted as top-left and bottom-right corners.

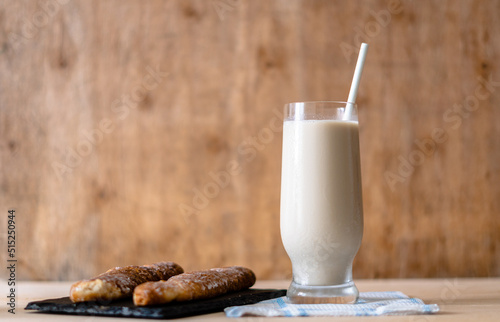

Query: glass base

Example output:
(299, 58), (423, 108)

(287, 280), (359, 304)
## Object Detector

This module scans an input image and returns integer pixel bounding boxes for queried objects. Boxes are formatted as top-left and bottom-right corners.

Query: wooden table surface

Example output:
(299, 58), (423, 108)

(2, 278), (500, 321)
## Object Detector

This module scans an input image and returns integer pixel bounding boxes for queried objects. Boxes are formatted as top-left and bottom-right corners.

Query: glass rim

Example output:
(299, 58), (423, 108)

(283, 101), (358, 122)
(284, 100), (357, 107)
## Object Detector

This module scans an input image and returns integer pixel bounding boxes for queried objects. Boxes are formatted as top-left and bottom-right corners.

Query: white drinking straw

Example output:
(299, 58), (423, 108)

(343, 43), (369, 120)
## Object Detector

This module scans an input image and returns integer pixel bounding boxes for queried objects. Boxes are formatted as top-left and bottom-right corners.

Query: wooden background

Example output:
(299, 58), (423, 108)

(1, 0), (499, 281)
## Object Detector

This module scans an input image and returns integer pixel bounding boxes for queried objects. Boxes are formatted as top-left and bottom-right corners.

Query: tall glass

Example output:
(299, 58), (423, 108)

(280, 101), (364, 304)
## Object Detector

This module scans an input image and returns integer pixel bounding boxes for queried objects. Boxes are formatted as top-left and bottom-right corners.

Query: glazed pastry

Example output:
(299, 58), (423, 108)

(70, 261), (183, 302)
(133, 266), (256, 306)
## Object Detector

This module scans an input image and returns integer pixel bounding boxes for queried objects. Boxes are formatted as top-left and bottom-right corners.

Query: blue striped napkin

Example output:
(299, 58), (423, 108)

(225, 291), (439, 317)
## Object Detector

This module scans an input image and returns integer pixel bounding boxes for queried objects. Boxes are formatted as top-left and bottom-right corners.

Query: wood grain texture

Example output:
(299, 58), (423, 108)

(0, 0), (499, 281)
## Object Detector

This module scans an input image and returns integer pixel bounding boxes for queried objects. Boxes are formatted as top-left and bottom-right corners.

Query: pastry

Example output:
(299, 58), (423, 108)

(70, 261), (183, 302)
(133, 266), (256, 306)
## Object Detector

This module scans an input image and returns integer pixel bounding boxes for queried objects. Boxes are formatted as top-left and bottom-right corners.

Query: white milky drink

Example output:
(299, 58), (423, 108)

(280, 104), (364, 303)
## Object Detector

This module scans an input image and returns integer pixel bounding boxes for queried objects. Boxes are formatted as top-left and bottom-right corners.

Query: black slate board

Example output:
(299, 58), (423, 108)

(25, 288), (286, 319)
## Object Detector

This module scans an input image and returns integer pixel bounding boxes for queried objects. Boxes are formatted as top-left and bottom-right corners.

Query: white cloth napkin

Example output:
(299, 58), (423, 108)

(225, 291), (439, 317)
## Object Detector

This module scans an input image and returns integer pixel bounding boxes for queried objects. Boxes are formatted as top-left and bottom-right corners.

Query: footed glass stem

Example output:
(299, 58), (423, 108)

(287, 280), (359, 304)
